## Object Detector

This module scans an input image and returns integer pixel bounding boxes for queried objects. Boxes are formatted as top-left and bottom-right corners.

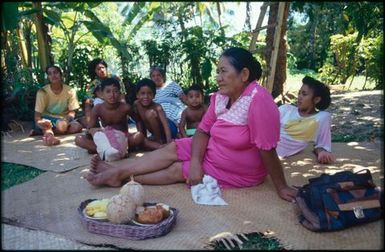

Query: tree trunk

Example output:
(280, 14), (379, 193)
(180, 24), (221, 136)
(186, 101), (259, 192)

(249, 2), (269, 53)
(264, 2), (289, 98)
(33, 2), (50, 71)
(216, 2), (225, 37)
(309, 5), (320, 69)
(24, 21), (33, 67)
(244, 2), (251, 31)
(16, 23), (28, 68)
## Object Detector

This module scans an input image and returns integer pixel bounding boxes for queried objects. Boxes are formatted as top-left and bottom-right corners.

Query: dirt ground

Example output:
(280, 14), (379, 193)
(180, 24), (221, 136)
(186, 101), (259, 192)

(327, 89), (383, 142)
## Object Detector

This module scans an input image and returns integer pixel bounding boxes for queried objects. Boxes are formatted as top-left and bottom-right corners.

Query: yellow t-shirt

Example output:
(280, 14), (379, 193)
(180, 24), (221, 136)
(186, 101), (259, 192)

(34, 84), (80, 118)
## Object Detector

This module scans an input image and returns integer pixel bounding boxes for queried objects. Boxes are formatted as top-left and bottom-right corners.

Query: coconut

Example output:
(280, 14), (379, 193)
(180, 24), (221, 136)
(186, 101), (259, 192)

(106, 194), (136, 224)
(120, 175), (145, 206)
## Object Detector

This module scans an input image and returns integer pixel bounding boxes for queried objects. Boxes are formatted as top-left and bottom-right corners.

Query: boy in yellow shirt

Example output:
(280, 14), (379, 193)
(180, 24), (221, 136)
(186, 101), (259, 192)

(32, 66), (83, 145)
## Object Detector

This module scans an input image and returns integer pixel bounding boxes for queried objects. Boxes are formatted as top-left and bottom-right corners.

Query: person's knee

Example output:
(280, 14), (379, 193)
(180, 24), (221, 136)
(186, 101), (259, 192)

(161, 142), (178, 159)
(166, 163), (184, 182)
(130, 132), (144, 146)
(75, 135), (83, 146)
(164, 141), (177, 151)
(55, 120), (68, 133)
(69, 122), (83, 133)
(144, 109), (158, 121)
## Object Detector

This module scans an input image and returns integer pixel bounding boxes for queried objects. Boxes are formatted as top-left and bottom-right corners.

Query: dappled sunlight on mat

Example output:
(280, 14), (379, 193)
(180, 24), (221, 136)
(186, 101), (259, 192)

(2, 132), (92, 172)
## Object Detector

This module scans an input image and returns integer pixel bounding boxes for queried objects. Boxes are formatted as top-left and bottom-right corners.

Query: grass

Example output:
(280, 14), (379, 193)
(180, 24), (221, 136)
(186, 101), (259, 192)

(1, 162), (45, 191)
(285, 73), (377, 93)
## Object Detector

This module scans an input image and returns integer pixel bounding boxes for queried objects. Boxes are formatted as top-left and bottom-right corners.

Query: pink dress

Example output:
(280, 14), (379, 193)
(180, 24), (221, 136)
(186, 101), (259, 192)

(175, 81), (280, 188)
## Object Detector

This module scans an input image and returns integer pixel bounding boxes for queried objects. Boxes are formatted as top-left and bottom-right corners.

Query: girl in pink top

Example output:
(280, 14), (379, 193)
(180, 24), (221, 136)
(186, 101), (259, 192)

(86, 47), (296, 202)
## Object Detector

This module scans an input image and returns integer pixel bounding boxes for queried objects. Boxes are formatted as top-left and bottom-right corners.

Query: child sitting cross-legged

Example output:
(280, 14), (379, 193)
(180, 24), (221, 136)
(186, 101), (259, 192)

(178, 84), (207, 138)
(75, 78), (144, 161)
(133, 78), (174, 150)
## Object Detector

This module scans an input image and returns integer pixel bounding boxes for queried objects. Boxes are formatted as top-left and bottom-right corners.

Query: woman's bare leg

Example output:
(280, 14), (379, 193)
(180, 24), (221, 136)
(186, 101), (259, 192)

(86, 142), (179, 186)
(134, 162), (184, 185)
(142, 137), (162, 150)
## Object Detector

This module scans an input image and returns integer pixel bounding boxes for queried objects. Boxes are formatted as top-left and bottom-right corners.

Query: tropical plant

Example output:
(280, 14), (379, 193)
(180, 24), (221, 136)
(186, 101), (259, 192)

(82, 2), (160, 80)
(319, 33), (359, 85)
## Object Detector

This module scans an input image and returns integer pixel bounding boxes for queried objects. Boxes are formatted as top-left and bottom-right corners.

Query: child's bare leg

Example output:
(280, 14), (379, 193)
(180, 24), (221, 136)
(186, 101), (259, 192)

(144, 110), (164, 143)
(67, 121), (83, 134)
(75, 134), (97, 153)
(37, 120), (60, 146)
(42, 130), (60, 146)
(84, 98), (93, 126)
(86, 142), (179, 186)
(128, 132), (144, 149)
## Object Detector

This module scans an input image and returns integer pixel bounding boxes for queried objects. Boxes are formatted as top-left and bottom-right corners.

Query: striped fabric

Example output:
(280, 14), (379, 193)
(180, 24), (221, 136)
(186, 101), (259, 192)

(154, 81), (186, 124)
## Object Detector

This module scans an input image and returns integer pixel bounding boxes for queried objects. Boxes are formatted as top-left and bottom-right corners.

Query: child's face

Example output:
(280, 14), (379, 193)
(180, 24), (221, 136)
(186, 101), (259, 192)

(95, 64), (108, 79)
(102, 85), (120, 104)
(187, 90), (203, 108)
(297, 84), (317, 111)
(136, 86), (154, 107)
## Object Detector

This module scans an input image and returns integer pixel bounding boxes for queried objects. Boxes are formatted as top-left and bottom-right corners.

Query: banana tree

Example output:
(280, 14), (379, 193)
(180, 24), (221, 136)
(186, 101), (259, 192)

(40, 2), (101, 84)
(82, 2), (161, 79)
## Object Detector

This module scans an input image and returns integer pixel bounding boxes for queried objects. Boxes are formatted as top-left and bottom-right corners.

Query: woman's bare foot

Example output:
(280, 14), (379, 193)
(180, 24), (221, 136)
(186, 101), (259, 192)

(42, 133), (60, 146)
(90, 154), (113, 173)
(87, 155), (123, 187)
(86, 169), (123, 187)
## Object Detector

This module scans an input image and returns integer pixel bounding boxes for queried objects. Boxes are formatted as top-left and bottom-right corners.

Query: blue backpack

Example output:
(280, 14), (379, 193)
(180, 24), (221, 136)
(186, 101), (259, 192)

(295, 169), (384, 231)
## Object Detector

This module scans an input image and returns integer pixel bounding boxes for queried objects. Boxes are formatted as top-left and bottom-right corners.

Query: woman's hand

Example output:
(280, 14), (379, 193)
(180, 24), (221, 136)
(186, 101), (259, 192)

(186, 161), (204, 186)
(317, 150), (334, 164)
(278, 186), (297, 202)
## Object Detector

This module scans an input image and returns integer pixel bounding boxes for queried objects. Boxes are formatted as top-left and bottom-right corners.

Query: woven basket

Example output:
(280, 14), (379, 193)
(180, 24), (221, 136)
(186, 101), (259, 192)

(78, 199), (178, 240)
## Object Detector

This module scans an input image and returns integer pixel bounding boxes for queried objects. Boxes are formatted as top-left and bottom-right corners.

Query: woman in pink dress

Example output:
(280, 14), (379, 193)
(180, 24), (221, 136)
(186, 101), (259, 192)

(86, 47), (296, 202)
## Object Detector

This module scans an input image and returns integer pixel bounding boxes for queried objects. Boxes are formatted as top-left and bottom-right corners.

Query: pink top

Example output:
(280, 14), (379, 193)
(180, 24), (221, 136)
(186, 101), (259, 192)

(175, 81), (280, 188)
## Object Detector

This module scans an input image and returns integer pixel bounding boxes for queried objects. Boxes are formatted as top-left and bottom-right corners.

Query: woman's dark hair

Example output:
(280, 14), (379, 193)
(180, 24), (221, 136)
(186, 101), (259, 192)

(88, 58), (108, 80)
(221, 47), (262, 83)
(101, 77), (121, 91)
(136, 78), (156, 95)
(149, 66), (166, 81)
(302, 76), (331, 110)
(46, 65), (63, 76)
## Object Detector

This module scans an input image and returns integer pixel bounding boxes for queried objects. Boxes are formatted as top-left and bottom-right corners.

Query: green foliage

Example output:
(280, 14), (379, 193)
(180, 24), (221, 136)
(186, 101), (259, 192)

(142, 39), (171, 71)
(319, 33), (359, 85)
(366, 36), (384, 89)
(2, 29), (45, 121)
(288, 2), (347, 70)
(1, 162), (45, 191)
(1, 2), (21, 31)
(287, 52), (297, 74)
(206, 232), (285, 250)
(58, 44), (103, 102)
